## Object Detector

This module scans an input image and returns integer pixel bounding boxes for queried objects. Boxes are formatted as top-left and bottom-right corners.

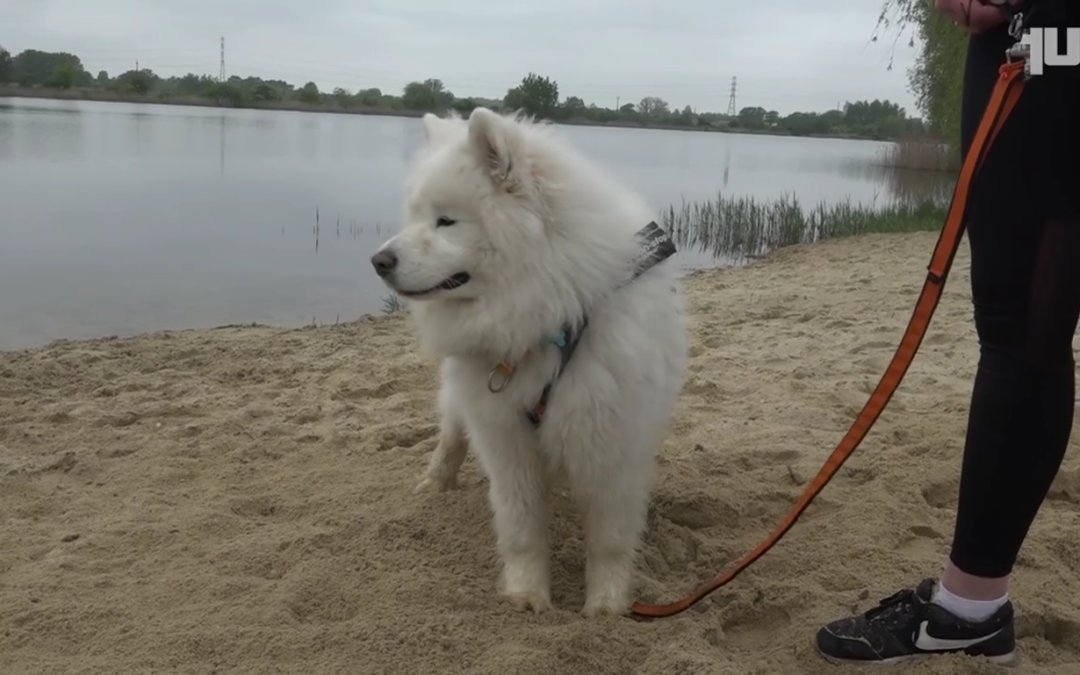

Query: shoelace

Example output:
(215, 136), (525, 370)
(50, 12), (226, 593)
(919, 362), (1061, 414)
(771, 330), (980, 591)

(864, 589), (918, 621)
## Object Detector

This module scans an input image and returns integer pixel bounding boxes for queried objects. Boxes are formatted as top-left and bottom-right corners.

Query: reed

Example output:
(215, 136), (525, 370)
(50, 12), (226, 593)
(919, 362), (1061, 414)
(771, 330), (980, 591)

(877, 136), (960, 172)
(381, 293), (404, 314)
(663, 192), (946, 263)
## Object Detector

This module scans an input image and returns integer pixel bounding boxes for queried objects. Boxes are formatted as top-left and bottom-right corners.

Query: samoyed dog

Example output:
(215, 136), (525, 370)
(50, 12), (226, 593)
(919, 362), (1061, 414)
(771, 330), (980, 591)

(370, 107), (688, 615)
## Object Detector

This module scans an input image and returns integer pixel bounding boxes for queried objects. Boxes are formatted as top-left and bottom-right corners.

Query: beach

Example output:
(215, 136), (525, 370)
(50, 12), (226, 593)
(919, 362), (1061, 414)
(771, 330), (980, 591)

(1, 231), (1077, 674)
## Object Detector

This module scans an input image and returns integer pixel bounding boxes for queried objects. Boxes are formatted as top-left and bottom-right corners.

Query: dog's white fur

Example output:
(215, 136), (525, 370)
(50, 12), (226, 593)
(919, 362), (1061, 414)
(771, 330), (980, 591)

(372, 107), (688, 615)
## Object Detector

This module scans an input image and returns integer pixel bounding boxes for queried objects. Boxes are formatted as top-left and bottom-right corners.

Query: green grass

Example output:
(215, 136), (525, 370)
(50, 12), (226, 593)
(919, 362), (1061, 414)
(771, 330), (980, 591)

(663, 192), (946, 263)
(377, 192), (948, 311)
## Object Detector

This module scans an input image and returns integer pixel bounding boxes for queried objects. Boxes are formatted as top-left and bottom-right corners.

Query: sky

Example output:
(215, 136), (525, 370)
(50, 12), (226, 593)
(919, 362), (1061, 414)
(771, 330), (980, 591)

(3, 0), (925, 117)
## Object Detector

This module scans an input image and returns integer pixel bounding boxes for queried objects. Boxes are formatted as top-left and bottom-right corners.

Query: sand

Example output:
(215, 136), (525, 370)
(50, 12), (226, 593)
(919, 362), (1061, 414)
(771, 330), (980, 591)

(2, 231), (1078, 675)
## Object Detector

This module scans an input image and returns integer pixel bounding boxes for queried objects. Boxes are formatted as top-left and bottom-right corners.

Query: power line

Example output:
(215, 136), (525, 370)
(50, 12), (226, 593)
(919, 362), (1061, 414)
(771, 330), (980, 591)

(726, 76), (736, 117)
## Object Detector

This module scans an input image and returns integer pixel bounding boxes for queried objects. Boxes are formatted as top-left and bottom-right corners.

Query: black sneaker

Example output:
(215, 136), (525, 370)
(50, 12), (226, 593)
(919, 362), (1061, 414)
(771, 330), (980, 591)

(814, 578), (1017, 666)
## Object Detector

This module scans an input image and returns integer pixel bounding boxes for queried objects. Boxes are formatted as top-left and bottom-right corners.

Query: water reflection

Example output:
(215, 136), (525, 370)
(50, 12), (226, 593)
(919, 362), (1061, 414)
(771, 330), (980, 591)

(0, 112), (10, 158)
(0, 101), (87, 161)
(838, 157), (957, 206)
(219, 115), (225, 176)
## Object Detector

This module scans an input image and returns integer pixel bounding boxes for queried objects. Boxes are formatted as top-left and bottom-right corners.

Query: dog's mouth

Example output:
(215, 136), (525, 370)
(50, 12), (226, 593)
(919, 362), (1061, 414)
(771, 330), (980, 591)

(395, 272), (471, 298)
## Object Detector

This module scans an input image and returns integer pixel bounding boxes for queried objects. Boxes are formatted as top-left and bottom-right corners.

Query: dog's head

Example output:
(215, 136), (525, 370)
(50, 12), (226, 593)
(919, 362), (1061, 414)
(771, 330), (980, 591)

(370, 107), (649, 359)
(370, 107), (551, 304)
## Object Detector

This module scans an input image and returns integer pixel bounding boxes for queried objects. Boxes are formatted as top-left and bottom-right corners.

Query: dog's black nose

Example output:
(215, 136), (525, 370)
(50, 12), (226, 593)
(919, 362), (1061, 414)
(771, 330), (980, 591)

(370, 249), (398, 277)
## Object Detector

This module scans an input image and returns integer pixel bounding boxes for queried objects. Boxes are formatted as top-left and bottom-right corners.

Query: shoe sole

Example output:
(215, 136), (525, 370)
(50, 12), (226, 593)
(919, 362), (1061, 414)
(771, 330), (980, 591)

(813, 641), (1019, 667)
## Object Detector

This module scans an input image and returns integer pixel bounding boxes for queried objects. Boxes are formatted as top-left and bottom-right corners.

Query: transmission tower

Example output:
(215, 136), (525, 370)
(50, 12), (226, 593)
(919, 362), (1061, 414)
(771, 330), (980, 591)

(726, 76), (737, 117)
(219, 37), (226, 82)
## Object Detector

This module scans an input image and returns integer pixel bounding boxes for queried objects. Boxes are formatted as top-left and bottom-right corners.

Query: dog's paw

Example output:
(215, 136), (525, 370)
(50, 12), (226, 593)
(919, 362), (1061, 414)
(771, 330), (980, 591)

(502, 588), (554, 613)
(581, 592), (631, 617)
(582, 560), (633, 617)
(499, 557), (552, 613)
(413, 474), (458, 494)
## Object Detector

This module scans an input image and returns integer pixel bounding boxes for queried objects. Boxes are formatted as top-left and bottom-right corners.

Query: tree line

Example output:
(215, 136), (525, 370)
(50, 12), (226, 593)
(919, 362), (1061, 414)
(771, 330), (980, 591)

(0, 45), (927, 140)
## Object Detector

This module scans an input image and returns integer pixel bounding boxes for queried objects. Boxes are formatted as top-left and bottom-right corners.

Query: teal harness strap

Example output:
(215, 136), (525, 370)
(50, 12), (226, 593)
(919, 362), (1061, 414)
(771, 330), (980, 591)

(522, 221), (677, 427)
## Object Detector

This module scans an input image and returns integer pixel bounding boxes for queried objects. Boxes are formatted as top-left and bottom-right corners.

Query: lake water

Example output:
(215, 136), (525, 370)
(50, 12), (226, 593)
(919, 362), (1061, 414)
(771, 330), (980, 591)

(0, 97), (952, 351)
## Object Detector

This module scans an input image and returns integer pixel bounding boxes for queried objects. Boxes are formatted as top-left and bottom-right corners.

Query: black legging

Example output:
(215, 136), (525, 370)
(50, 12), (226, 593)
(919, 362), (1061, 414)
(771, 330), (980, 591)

(948, 14), (1080, 578)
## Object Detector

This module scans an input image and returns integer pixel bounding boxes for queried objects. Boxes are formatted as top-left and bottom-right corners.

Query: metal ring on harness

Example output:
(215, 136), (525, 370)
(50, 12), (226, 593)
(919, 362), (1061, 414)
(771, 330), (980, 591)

(487, 362), (514, 393)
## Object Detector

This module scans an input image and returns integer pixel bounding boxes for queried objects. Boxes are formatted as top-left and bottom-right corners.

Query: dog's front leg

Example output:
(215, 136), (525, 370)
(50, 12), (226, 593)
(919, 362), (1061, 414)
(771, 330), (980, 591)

(474, 426), (552, 613)
(566, 436), (655, 617)
(415, 387), (468, 493)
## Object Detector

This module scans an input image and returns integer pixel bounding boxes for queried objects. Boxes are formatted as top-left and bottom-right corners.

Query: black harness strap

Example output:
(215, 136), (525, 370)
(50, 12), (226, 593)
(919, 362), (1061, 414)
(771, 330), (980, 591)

(524, 221), (678, 427)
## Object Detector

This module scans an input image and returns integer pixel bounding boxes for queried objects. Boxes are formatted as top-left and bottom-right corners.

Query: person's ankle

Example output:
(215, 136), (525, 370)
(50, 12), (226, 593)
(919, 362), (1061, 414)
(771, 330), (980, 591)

(934, 562), (1010, 622)
(932, 580), (1008, 622)
(941, 562), (1010, 600)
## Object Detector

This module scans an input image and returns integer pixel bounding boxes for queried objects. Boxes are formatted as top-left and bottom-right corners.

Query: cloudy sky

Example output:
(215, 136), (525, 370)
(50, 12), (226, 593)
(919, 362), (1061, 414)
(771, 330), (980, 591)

(4, 0), (925, 117)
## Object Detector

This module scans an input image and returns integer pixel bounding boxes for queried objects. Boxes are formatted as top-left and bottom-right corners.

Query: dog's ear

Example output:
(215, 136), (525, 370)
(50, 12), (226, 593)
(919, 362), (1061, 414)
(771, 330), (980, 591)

(467, 107), (525, 192)
(422, 113), (454, 146)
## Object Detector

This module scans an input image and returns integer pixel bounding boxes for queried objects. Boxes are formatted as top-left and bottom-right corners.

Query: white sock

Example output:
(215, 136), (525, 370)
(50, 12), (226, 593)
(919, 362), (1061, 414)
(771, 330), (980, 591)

(932, 581), (1008, 622)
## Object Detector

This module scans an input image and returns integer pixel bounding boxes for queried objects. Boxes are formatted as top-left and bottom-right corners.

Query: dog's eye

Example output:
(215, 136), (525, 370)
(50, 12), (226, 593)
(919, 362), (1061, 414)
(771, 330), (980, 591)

(436, 216), (456, 227)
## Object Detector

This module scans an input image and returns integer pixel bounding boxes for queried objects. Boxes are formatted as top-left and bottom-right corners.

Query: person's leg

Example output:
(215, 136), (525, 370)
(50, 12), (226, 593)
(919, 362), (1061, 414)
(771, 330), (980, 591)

(814, 26), (1080, 665)
(942, 217), (1080, 606)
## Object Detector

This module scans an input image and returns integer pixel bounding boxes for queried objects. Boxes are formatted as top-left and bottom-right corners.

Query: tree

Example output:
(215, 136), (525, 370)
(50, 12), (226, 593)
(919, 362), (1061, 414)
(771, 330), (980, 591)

(503, 72), (559, 119)
(114, 68), (156, 95)
(562, 95), (586, 119)
(637, 96), (669, 119)
(46, 62), (80, 89)
(736, 106), (768, 128)
(423, 78), (454, 110)
(451, 97), (478, 115)
(251, 82), (281, 102)
(297, 81), (320, 104)
(11, 49), (84, 87)
(401, 81), (436, 110)
(0, 46), (11, 84)
(400, 79), (452, 111)
(174, 73), (212, 96)
(205, 82), (244, 106)
(782, 112), (831, 136)
(96, 70), (109, 84)
(332, 87), (351, 107)
(875, 0), (965, 146)
(355, 88), (382, 107)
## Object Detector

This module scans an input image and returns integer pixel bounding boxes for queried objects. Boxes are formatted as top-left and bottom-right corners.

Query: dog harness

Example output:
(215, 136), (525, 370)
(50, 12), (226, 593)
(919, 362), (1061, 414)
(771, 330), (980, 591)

(485, 221), (678, 428)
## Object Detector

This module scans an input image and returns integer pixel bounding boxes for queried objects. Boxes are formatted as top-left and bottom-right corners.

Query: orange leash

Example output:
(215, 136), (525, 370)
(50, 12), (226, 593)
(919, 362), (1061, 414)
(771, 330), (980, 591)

(631, 59), (1028, 620)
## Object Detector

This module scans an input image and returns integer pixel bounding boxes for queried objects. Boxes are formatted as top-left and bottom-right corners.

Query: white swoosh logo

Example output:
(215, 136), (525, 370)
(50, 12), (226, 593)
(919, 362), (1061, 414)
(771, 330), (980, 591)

(913, 621), (1002, 651)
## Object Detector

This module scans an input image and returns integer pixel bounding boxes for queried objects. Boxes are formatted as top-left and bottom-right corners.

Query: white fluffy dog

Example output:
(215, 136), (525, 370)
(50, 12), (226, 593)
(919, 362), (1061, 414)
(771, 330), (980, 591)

(370, 107), (688, 616)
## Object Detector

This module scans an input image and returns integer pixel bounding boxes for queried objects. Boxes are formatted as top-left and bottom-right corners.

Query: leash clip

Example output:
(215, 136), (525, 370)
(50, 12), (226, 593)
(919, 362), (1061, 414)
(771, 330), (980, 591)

(1004, 12), (1034, 81)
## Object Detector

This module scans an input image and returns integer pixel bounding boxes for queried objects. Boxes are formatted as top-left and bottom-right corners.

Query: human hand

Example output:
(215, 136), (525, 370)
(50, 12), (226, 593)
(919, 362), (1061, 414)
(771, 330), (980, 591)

(934, 0), (1019, 33)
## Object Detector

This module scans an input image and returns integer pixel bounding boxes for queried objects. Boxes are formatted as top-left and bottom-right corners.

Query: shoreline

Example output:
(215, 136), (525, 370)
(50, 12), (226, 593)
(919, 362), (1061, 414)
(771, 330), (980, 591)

(1, 86), (893, 143)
